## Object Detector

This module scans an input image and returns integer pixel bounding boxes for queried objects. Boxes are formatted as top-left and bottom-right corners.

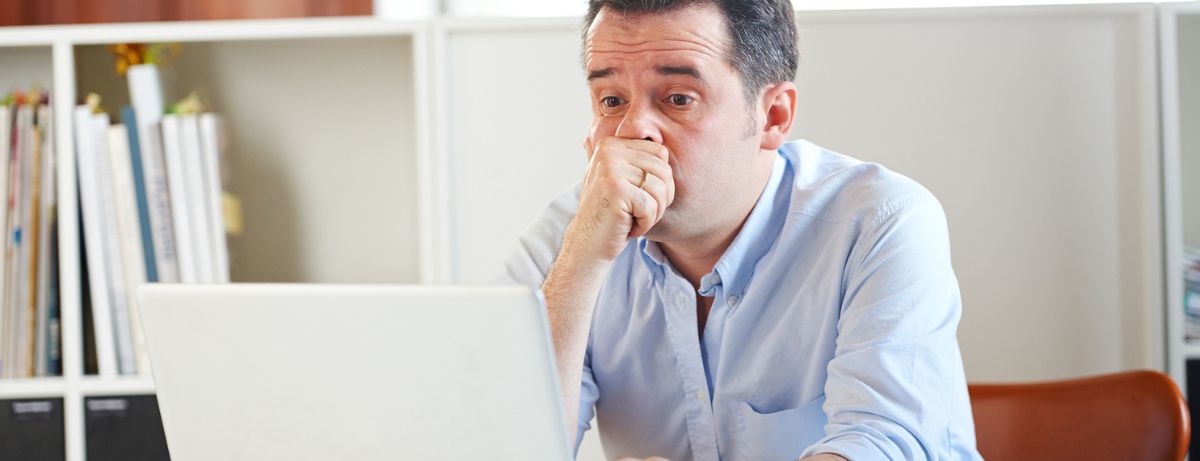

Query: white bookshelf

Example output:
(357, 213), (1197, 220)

(1162, 3), (1200, 395)
(0, 17), (435, 461)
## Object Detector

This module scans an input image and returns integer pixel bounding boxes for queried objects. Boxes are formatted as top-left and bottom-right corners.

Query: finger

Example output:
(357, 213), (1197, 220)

(626, 153), (673, 209)
(637, 170), (670, 223)
(614, 137), (670, 163)
(624, 149), (672, 185)
(623, 184), (659, 238)
(601, 157), (649, 189)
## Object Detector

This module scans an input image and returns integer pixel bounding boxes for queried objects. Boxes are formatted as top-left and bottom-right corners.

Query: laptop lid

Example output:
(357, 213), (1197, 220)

(137, 284), (570, 461)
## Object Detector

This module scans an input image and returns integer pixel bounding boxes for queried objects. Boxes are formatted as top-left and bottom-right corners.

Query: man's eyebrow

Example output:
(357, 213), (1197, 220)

(656, 65), (704, 82)
(587, 67), (616, 81)
(586, 65), (706, 83)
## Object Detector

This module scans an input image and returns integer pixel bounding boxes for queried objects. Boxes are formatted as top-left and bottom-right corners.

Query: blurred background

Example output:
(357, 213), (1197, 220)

(0, 0), (1198, 460)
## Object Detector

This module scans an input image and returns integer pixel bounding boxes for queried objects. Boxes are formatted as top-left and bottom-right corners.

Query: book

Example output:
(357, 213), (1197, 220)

(0, 104), (8, 378)
(3, 106), (20, 377)
(7, 105), (33, 378)
(180, 114), (213, 283)
(121, 106), (158, 283)
(89, 113), (136, 376)
(44, 222), (60, 375)
(0, 104), (8, 377)
(32, 105), (54, 377)
(108, 123), (151, 375)
(159, 114), (196, 283)
(199, 113), (230, 282)
(23, 105), (45, 378)
(74, 106), (118, 376)
(127, 64), (179, 284)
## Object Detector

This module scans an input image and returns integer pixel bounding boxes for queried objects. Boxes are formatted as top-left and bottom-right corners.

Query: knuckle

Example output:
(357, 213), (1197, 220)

(601, 157), (624, 174)
(597, 137), (621, 151)
(604, 174), (625, 190)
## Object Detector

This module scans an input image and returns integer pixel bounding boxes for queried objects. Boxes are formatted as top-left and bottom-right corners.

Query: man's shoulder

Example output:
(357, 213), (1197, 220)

(780, 139), (939, 227)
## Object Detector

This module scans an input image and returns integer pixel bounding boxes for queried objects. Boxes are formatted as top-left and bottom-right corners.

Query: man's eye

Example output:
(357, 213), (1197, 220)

(600, 96), (624, 108)
(667, 94), (694, 106)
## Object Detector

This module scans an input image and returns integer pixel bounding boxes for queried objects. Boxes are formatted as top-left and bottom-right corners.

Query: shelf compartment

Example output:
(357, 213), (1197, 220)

(72, 35), (423, 284)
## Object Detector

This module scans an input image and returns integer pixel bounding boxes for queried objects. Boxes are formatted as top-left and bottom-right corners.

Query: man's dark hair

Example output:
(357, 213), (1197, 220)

(582, 0), (798, 100)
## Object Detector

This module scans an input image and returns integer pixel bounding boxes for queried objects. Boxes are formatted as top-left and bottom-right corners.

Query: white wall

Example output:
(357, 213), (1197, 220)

(1179, 13), (1200, 250)
(442, 4), (1162, 387)
(786, 6), (1162, 381)
(444, 27), (591, 283)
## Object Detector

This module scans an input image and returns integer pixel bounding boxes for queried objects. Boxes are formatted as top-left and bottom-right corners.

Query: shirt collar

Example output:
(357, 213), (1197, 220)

(638, 237), (669, 282)
(638, 151), (792, 300)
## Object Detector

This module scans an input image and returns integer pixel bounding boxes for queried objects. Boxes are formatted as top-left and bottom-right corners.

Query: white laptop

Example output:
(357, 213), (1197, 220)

(137, 284), (571, 461)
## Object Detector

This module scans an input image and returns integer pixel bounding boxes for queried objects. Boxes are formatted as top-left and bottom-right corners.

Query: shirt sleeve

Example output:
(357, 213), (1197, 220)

(800, 195), (971, 461)
(576, 347), (600, 454)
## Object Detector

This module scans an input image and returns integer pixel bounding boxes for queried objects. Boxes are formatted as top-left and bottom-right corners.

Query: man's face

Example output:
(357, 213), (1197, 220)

(584, 4), (766, 243)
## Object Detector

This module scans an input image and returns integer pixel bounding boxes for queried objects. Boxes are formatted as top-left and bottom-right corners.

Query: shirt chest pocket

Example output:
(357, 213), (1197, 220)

(734, 394), (827, 461)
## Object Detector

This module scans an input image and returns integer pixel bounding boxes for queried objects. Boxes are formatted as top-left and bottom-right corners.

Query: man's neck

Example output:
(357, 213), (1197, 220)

(658, 150), (778, 290)
(659, 229), (739, 291)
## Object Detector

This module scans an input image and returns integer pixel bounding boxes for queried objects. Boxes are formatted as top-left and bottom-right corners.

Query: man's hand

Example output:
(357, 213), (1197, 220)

(541, 136), (674, 450)
(565, 136), (675, 265)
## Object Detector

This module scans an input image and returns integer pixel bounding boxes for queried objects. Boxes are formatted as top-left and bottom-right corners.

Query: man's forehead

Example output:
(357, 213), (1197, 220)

(584, 4), (730, 63)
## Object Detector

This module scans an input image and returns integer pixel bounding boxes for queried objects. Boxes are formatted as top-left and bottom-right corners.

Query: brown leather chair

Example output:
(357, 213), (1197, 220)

(968, 369), (1190, 461)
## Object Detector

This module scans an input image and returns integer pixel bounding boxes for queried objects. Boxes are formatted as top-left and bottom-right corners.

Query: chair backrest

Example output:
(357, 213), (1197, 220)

(968, 369), (1190, 461)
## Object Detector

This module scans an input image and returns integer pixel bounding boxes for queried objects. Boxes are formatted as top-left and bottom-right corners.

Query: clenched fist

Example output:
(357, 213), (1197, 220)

(562, 136), (676, 265)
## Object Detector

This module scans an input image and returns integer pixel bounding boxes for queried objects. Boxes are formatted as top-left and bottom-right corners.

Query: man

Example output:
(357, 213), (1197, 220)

(504, 1), (984, 460)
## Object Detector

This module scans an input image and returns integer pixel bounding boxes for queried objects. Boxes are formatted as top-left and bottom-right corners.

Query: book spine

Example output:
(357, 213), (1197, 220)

(108, 123), (150, 375)
(32, 105), (51, 377)
(73, 106), (118, 377)
(127, 65), (179, 283)
(0, 106), (22, 378)
(137, 118), (179, 284)
(0, 105), (8, 377)
(179, 114), (211, 283)
(160, 115), (195, 283)
(11, 105), (32, 378)
(1, 106), (20, 379)
(90, 115), (135, 376)
(25, 107), (46, 378)
(121, 106), (158, 283)
(198, 113), (230, 283)
(45, 223), (59, 376)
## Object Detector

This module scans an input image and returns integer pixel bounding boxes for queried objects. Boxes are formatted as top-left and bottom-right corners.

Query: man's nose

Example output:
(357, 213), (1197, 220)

(614, 102), (663, 144)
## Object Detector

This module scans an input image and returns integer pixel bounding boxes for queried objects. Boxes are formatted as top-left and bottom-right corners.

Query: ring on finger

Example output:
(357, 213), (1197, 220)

(638, 169), (649, 189)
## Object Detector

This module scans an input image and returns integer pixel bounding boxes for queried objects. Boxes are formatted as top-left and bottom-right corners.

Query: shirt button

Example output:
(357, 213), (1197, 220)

(728, 295), (739, 306)
(696, 389), (707, 403)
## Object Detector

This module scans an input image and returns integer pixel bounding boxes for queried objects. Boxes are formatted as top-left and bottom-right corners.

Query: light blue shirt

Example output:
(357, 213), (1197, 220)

(504, 140), (983, 461)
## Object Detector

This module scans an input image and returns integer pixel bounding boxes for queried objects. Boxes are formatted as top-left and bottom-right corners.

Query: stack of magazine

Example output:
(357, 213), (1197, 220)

(74, 63), (233, 377)
(0, 90), (60, 379)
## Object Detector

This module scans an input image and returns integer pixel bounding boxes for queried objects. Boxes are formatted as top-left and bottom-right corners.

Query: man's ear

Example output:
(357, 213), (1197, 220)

(758, 81), (798, 151)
